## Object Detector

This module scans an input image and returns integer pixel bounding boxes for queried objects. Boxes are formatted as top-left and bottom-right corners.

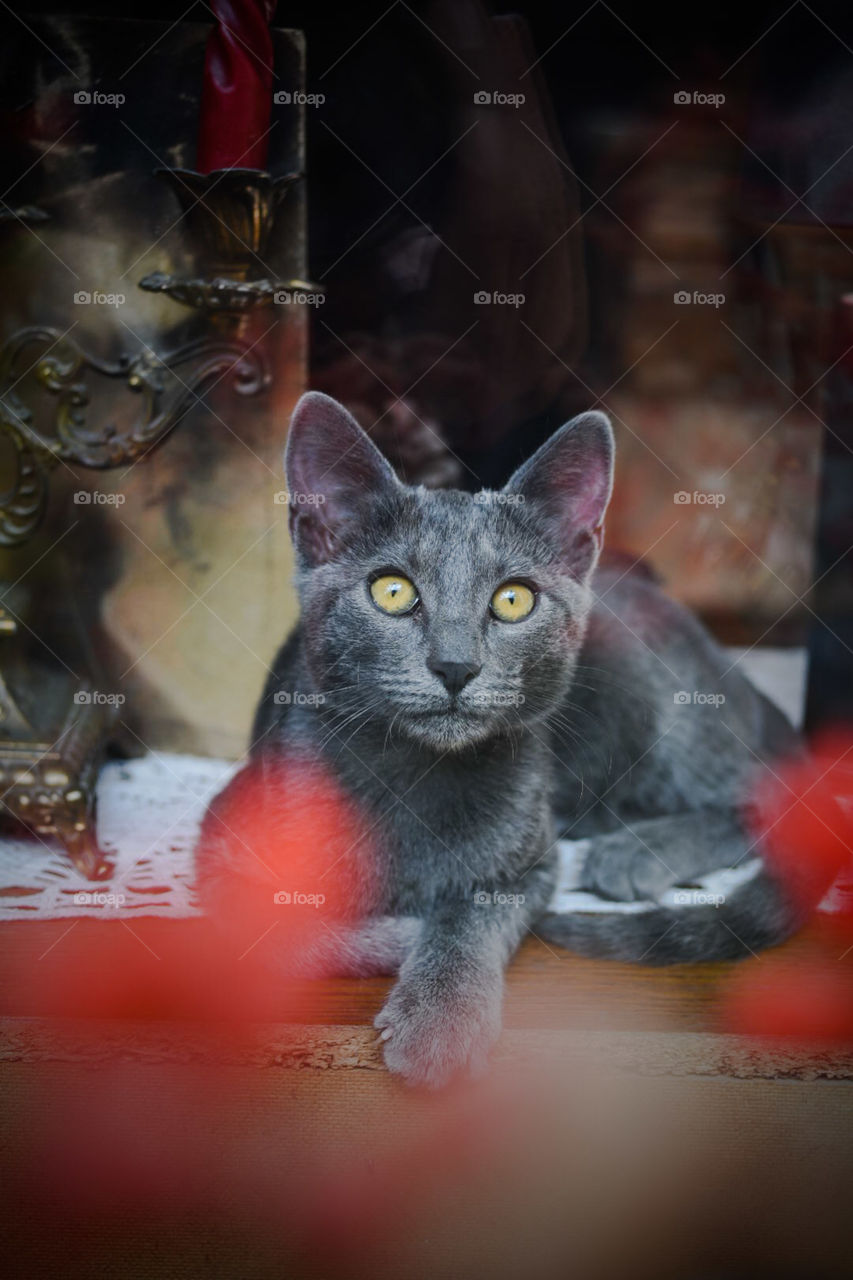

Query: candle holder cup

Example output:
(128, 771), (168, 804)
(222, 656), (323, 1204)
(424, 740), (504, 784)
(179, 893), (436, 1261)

(140, 167), (321, 319)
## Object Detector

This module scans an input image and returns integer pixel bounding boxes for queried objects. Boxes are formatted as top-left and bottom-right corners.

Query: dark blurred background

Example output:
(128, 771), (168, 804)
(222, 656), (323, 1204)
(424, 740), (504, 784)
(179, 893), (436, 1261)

(4, 0), (853, 724)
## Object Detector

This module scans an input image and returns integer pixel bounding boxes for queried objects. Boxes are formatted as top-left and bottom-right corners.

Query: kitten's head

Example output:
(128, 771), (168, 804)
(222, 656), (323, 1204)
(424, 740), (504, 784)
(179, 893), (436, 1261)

(284, 392), (614, 752)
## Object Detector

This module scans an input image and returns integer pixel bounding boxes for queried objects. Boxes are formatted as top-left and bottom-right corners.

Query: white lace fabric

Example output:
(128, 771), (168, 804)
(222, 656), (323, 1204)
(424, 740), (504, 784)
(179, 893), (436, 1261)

(0, 754), (237, 920)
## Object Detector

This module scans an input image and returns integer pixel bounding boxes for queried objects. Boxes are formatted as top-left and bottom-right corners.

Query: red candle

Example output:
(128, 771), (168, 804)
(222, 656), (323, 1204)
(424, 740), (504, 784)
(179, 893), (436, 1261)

(197, 0), (275, 173)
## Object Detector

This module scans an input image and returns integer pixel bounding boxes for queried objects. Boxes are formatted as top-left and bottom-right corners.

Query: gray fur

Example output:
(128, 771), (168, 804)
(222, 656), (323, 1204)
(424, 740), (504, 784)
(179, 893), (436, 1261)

(196, 392), (821, 1088)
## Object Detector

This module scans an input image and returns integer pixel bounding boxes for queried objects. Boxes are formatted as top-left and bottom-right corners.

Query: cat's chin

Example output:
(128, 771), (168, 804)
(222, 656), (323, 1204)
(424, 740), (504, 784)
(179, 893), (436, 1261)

(396, 709), (509, 753)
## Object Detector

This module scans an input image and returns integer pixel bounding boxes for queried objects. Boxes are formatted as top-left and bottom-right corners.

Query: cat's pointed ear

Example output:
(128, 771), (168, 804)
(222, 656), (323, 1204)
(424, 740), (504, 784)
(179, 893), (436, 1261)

(504, 411), (614, 578)
(284, 392), (400, 566)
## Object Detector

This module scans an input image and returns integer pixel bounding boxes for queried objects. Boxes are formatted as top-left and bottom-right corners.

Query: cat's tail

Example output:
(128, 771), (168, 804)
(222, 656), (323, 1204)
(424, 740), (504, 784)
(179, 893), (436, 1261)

(535, 863), (817, 964)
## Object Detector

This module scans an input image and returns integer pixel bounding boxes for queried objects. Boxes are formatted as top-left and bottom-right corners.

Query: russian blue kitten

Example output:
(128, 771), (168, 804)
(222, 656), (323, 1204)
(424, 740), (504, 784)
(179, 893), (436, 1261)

(196, 392), (819, 1088)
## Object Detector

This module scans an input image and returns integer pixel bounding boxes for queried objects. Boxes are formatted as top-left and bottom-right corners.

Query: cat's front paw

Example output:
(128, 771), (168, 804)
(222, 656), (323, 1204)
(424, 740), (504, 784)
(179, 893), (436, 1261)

(374, 965), (503, 1089)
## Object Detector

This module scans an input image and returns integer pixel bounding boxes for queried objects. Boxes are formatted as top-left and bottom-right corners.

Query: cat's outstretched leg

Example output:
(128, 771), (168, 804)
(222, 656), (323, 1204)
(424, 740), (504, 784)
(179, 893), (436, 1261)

(375, 865), (555, 1088)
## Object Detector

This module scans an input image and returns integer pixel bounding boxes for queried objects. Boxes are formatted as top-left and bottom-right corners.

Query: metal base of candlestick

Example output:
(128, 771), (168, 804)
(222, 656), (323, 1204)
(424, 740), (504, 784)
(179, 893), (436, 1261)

(0, 603), (116, 879)
(139, 271), (321, 313)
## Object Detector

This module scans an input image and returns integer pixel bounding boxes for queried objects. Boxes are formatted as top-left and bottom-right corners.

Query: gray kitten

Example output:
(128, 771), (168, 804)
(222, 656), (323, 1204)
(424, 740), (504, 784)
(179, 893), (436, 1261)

(196, 392), (820, 1088)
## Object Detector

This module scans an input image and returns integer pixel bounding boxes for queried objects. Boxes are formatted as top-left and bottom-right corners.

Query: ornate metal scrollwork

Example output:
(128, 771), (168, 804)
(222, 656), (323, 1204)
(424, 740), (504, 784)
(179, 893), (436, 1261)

(0, 325), (269, 545)
(0, 418), (50, 546)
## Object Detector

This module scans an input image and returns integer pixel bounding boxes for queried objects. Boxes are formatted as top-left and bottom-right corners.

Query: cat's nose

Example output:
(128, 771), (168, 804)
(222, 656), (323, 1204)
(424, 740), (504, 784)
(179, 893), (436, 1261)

(428, 658), (482, 696)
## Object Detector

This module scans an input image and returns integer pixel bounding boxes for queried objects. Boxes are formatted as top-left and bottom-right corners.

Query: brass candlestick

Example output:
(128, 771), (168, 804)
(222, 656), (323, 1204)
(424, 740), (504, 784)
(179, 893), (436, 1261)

(0, 166), (311, 878)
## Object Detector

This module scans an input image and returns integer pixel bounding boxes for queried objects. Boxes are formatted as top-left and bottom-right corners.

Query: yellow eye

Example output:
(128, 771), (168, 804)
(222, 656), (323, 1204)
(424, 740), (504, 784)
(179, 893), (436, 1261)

(490, 581), (536, 622)
(369, 573), (419, 615)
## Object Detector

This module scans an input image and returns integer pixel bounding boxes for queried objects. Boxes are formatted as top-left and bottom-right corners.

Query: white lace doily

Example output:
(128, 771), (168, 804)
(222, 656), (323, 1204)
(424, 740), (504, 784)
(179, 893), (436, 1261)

(0, 753), (238, 920)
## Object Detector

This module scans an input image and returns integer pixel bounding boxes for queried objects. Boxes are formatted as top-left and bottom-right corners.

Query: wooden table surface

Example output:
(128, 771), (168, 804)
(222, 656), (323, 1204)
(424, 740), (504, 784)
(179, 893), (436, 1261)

(1, 916), (851, 1280)
(0, 914), (843, 1035)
